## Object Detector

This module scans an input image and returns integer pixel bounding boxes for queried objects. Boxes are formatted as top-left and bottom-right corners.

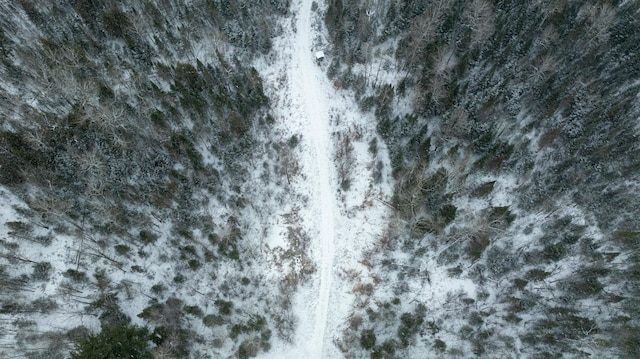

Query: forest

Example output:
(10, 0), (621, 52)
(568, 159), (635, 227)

(323, 0), (640, 357)
(0, 0), (639, 358)
(0, 1), (294, 358)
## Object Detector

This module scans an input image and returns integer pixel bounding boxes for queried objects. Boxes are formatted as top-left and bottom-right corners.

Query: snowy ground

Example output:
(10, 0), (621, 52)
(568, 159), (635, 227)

(257, 0), (394, 357)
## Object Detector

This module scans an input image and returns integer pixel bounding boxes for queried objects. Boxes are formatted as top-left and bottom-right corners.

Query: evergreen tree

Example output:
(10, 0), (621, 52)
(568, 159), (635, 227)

(70, 323), (152, 359)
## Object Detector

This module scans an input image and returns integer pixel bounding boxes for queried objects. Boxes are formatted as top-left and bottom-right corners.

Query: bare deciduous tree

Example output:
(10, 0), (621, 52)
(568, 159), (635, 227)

(463, 0), (496, 49)
(530, 53), (558, 83)
(534, 25), (559, 51)
(402, 8), (442, 72)
(433, 45), (457, 76)
(444, 107), (470, 139)
(578, 2), (616, 46)
(428, 74), (447, 106)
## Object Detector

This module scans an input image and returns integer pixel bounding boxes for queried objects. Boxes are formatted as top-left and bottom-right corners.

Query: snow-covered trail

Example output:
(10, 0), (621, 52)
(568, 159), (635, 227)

(261, 0), (337, 357)
(258, 0), (394, 358)
(293, 0), (336, 358)
(294, 0), (336, 358)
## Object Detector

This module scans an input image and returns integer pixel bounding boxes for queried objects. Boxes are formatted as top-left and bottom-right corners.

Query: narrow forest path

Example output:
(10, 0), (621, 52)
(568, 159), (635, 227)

(260, 1), (394, 358)
(294, 1), (336, 357)
(293, 0), (336, 358)
(261, 0), (337, 357)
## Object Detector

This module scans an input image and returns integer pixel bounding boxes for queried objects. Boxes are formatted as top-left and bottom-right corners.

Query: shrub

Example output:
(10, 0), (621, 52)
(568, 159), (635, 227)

(398, 310), (425, 347)
(459, 325), (474, 340)
(238, 337), (260, 358)
(34, 234), (53, 246)
(513, 278), (528, 290)
(151, 327), (193, 357)
(287, 135), (299, 148)
(230, 112), (249, 137)
(188, 259), (201, 270)
(380, 339), (397, 354)
(98, 83), (115, 102)
(486, 246), (518, 276)
(544, 242), (566, 262)
(505, 292), (540, 314)
(469, 311), (485, 326)
(466, 235), (490, 261)
(203, 314), (225, 327)
(139, 230), (158, 244)
(208, 233), (220, 245)
(439, 204), (457, 225)
(411, 217), (438, 238)
(230, 323), (248, 339)
(70, 323), (152, 359)
(184, 305), (203, 317)
(504, 313), (522, 323)
(91, 293), (129, 326)
(63, 269), (88, 282)
(368, 138), (378, 155)
(138, 298), (183, 326)
(115, 244), (131, 255)
(525, 269), (551, 281)
(102, 8), (133, 39)
(215, 299), (233, 315)
(31, 297), (58, 313)
(349, 315), (363, 330)
(6, 221), (32, 236)
(32, 262), (52, 281)
(614, 325), (640, 357)
(360, 329), (376, 350)
(488, 206), (515, 226)
(562, 275), (603, 298)
(150, 283), (165, 295)
(448, 265), (463, 277)
(0, 301), (23, 314)
(434, 339), (447, 352)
